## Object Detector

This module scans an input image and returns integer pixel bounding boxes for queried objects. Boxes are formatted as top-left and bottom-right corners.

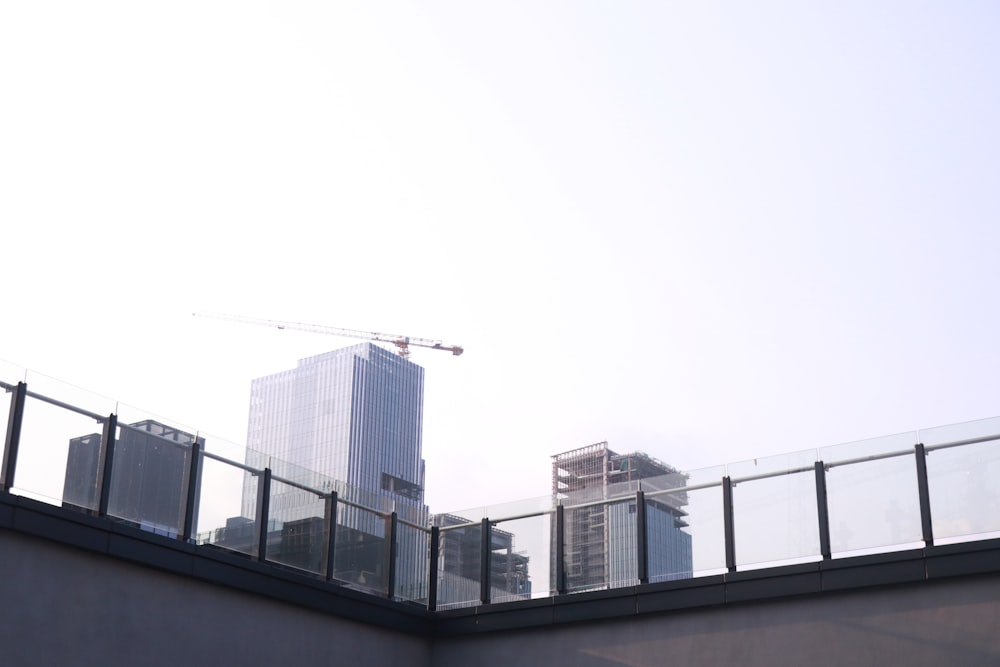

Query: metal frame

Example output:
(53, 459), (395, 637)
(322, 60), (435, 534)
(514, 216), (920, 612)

(723, 476), (736, 573)
(182, 438), (203, 542)
(97, 414), (118, 517)
(428, 525), (440, 611)
(254, 468), (272, 561)
(1, 382), (27, 492)
(636, 490), (648, 585)
(815, 461), (832, 559)
(480, 518), (491, 605)
(2, 382), (1000, 612)
(915, 443), (934, 547)
(325, 491), (339, 582)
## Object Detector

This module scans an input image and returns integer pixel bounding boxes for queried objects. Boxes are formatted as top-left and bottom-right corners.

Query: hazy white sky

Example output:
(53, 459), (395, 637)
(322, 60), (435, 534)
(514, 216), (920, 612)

(2, 1), (998, 513)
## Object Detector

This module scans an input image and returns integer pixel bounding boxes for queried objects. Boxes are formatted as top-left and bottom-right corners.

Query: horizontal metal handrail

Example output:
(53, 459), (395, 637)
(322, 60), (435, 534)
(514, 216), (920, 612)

(201, 450), (261, 474)
(823, 447), (914, 469)
(24, 389), (106, 421)
(643, 479), (724, 499)
(269, 473), (328, 498)
(925, 433), (1000, 453)
(729, 465), (815, 485)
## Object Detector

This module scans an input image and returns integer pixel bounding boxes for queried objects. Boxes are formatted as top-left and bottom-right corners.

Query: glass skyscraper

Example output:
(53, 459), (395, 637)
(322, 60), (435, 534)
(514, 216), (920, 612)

(241, 343), (429, 595)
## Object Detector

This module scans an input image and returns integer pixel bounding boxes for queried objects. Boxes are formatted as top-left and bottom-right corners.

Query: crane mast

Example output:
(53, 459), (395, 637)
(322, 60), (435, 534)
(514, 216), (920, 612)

(193, 312), (463, 359)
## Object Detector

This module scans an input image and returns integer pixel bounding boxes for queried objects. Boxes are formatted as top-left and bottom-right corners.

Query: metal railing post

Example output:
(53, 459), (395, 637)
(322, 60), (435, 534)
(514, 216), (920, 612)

(97, 414), (118, 517)
(325, 491), (339, 581)
(480, 518), (491, 605)
(815, 460), (832, 559)
(636, 490), (649, 585)
(427, 525), (440, 611)
(555, 504), (566, 595)
(915, 443), (934, 547)
(1, 382), (27, 492)
(386, 511), (398, 600)
(254, 468), (272, 561)
(181, 438), (203, 542)
(723, 476), (736, 573)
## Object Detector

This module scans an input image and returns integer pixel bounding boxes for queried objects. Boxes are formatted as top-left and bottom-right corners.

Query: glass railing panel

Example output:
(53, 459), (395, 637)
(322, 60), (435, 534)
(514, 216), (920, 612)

(333, 503), (388, 596)
(731, 470), (820, 569)
(0, 358), (26, 384)
(268, 456), (335, 497)
(334, 479), (394, 515)
(821, 433), (922, 556)
(21, 370), (116, 416)
(195, 455), (259, 557)
(646, 464), (727, 582)
(200, 431), (251, 466)
(394, 521), (430, 604)
(433, 513), (483, 609)
(605, 497), (640, 590)
(0, 359), (25, 456)
(728, 447), (818, 478)
(265, 478), (328, 575)
(919, 416), (1000, 448)
(438, 504), (486, 522)
(194, 431), (261, 522)
(105, 418), (194, 537)
(562, 496), (637, 592)
(14, 380), (115, 508)
(926, 437), (1000, 544)
(0, 383), (13, 471)
(492, 503), (552, 602)
(821, 430), (917, 464)
(395, 499), (430, 528)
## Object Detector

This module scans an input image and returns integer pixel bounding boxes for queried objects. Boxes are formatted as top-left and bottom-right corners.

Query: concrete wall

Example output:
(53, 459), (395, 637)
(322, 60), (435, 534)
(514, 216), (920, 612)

(4, 522), (1000, 667)
(0, 530), (431, 667)
(431, 576), (1000, 667)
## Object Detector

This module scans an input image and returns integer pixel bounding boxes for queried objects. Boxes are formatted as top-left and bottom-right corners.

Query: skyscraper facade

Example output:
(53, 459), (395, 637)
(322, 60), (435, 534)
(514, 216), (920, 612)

(552, 442), (693, 591)
(242, 343), (429, 595)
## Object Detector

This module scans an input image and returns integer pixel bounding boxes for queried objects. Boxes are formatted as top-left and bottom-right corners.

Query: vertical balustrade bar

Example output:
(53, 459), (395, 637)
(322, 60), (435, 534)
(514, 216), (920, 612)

(97, 414), (118, 516)
(386, 511), (398, 600)
(480, 518), (491, 605)
(723, 476), (736, 573)
(636, 490), (648, 585)
(555, 504), (566, 595)
(181, 438), (203, 542)
(427, 525), (440, 611)
(915, 443), (934, 547)
(254, 468), (272, 561)
(815, 461), (832, 559)
(1, 381), (27, 492)
(324, 491), (339, 581)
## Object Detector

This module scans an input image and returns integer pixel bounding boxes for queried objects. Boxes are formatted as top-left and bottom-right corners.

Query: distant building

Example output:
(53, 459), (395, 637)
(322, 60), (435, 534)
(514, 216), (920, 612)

(552, 442), (692, 591)
(64, 420), (200, 537)
(241, 343), (430, 597)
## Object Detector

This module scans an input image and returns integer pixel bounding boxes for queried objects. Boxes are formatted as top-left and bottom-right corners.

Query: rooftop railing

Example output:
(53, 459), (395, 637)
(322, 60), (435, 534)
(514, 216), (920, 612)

(3, 362), (1000, 611)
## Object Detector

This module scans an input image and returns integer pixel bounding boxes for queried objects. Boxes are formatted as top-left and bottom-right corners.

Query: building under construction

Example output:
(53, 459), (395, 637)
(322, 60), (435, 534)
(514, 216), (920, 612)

(552, 442), (692, 591)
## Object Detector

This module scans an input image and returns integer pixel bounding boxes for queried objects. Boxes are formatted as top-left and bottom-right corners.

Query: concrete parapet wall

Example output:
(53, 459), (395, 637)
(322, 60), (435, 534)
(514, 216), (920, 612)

(2, 492), (1000, 667)
(431, 575), (1000, 666)
(0, 529), (431, 667)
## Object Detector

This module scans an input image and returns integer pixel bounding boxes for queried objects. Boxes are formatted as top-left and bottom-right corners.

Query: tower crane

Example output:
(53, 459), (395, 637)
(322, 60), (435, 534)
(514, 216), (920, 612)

(192, 312), (464, 359)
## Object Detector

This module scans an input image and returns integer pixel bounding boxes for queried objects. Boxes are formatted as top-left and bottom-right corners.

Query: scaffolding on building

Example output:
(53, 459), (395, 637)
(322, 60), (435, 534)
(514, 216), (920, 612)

(551, 442), (691, 591)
